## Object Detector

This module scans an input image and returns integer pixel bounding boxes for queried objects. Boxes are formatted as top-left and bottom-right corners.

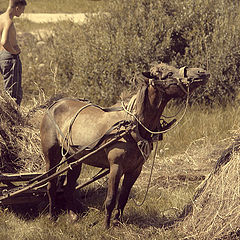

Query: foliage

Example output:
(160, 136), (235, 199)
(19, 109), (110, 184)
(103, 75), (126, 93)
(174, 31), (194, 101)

(18, 0), (240, 106)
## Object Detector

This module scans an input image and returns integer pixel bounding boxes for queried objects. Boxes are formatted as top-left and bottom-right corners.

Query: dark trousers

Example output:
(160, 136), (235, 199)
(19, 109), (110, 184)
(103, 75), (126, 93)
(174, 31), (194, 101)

(0, 50), (23, 105)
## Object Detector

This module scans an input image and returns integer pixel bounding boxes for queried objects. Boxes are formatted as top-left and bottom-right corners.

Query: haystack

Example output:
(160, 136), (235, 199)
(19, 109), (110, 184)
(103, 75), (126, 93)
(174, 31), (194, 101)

(179, 139), (240, 239)
(0, 90), (44, 173)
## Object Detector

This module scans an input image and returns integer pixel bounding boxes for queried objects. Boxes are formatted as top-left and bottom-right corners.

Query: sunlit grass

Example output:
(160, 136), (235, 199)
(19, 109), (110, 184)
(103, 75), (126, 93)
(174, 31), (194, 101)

(0, 0), (106, 13)
(161, 103), (240, 157)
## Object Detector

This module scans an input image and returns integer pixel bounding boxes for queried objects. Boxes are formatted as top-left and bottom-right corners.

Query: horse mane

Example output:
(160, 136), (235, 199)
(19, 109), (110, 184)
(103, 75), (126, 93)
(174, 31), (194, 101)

(134, 84), (148, 121)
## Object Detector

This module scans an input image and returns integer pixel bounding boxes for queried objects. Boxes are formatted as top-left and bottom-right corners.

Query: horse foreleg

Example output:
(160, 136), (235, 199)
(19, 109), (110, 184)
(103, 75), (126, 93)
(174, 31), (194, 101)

(104, 163), (123, 229)
(64, 163), (82, 222)
(44, 145), (62, 220)
(47, 177), (58, 220)
(113, 165), (142, 224)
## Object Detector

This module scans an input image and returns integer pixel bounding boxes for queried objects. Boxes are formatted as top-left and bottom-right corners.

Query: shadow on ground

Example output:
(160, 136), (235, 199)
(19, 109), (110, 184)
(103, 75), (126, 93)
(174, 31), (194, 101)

(2, 185), (182, 229)
(2, 186), (107, 220)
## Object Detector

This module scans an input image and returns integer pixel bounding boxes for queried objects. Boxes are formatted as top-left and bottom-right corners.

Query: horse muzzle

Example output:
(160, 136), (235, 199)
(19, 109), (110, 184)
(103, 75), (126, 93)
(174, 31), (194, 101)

(180, 67), (210, 86)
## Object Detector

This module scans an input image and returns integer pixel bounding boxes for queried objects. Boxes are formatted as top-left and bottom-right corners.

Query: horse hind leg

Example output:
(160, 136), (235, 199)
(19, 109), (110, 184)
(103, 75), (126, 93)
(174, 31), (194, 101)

(104, 163), (123, 229)
(113, 165), (142, 225)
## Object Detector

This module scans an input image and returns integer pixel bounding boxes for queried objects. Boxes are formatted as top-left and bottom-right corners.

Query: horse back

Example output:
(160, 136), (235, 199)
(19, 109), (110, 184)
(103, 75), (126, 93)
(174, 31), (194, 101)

(41, 99), (126, 148)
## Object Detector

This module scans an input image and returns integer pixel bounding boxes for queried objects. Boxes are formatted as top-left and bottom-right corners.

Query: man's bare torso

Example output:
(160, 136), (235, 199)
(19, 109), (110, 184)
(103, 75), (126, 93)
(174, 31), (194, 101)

(0, 13), (19, 53)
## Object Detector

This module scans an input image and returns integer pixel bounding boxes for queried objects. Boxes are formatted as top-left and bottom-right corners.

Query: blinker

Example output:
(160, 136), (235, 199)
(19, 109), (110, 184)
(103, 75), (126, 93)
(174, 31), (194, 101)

(179, 66), (188, 78)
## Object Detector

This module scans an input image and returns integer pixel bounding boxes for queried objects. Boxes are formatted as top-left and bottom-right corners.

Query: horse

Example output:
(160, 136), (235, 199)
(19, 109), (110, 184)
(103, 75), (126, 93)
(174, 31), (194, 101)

(40, 63), (210, 228)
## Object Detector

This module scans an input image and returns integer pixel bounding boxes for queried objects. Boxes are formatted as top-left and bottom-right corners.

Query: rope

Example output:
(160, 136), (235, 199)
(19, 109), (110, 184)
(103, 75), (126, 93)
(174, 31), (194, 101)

(60, 103), (92, 158)
(0, 127), (135, 202)
(127, 84), (190, 206)
(162, 103), (185, 119)
(132, 141), (159, 206)
(121, 86), (190, 135)
(28, 120), (132, 185)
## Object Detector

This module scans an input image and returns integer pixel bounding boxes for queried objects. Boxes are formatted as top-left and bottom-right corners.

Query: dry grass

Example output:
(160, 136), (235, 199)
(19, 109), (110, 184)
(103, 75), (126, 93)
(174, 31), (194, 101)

(178, 143), (240, 239)
(0, 89), (45, 173)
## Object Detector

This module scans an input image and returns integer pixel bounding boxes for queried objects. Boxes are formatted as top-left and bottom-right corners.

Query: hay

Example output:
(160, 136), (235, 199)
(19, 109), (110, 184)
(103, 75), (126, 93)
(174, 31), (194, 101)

(0, 90), (45, 173)
(179, 138), (240, 239)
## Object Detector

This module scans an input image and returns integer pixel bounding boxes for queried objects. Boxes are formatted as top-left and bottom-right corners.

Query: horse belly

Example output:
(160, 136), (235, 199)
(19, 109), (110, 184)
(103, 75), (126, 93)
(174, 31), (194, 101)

(81, 149), (110, 168)
(71, 148), (109, 168)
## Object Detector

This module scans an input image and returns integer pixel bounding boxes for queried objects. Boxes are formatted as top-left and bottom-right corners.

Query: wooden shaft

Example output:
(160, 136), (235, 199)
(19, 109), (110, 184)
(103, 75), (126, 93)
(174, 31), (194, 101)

(0, 128), (134, 202)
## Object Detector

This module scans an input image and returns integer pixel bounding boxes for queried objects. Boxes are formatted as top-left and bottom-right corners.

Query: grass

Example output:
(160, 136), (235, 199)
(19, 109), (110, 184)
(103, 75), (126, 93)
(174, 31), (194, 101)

(0, 102), (239, 239)
(162, 103), (240, 157)
(0, 0), (106, 13)
(0, 184), (197, 240)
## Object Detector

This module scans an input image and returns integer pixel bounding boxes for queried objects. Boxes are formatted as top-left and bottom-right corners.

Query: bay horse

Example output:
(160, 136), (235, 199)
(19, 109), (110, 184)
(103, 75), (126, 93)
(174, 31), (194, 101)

(40, 63), (210, 228)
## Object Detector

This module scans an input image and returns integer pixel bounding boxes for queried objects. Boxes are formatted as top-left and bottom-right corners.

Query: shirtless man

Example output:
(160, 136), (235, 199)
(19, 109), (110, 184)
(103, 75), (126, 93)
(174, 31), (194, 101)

(0, 0), (27, 106)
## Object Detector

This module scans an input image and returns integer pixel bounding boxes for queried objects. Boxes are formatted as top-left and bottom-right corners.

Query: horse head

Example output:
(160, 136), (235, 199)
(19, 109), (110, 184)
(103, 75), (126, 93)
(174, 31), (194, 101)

(135, 63), (210, 139)
(142, 62), (210, 98)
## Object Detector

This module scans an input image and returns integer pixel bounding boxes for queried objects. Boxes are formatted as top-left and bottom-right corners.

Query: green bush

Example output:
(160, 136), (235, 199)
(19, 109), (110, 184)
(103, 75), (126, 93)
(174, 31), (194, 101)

(20, 0), (240, 106)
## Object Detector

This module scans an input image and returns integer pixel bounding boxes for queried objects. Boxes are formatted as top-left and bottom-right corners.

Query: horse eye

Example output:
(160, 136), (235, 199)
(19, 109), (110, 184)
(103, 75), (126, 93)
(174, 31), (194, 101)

(168, 72), (173, 77)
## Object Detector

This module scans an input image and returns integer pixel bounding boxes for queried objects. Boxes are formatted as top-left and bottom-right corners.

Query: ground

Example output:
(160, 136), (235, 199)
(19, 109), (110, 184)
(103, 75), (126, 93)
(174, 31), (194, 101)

(20, 13), (88, 24)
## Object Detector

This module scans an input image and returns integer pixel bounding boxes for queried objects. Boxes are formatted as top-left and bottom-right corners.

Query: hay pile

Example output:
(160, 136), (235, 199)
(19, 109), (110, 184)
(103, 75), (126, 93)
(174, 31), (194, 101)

(0, 90), (45, 173)
(180, 139), (240, 239)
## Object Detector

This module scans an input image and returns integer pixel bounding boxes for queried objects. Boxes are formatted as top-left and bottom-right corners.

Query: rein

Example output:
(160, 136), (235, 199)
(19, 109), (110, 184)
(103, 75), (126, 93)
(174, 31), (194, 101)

(61, 103), (93, 157)
(129, 76), (190, 207)
(132, 140), (159, 206)
(29, 119), (133, 185)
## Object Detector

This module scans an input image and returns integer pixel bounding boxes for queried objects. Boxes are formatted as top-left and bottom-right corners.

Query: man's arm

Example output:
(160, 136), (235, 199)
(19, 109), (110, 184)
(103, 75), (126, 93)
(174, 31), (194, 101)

(1, 20), (20, 54)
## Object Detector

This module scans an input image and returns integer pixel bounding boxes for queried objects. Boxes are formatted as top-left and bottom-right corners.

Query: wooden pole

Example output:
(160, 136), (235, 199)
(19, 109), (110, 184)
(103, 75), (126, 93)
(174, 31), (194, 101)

(0, 127), (134, 203)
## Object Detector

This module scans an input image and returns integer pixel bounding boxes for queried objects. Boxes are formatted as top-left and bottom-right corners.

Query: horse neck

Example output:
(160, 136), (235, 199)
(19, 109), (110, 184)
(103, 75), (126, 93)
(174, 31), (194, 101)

(136, 86), (169, 140)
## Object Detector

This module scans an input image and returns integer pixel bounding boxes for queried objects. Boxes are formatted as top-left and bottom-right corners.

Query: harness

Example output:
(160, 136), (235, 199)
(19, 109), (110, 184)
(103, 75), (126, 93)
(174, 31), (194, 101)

(46, 66), (192, 167)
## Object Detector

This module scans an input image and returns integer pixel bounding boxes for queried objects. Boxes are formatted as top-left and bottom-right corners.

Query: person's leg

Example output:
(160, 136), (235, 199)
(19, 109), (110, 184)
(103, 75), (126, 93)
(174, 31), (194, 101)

(0, 52), (22, 105)
(14, 56), (22, 106)
(1, 59), (15, 97)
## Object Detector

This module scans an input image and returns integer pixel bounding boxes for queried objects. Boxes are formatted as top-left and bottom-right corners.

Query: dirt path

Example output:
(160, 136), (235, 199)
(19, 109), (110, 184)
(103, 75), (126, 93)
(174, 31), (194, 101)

(20, 13), (88, 24)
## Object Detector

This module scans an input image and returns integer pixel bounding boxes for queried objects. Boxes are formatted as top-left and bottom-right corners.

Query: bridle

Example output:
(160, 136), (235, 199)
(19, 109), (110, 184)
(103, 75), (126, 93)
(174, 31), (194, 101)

(148, 66), (191, 95)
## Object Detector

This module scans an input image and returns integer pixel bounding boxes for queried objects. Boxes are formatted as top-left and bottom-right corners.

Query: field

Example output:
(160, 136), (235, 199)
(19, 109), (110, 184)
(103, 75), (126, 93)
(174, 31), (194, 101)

(0, 0), (106, 13)
(0, 98), (239, 240)
(0, 0), (239, 239)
